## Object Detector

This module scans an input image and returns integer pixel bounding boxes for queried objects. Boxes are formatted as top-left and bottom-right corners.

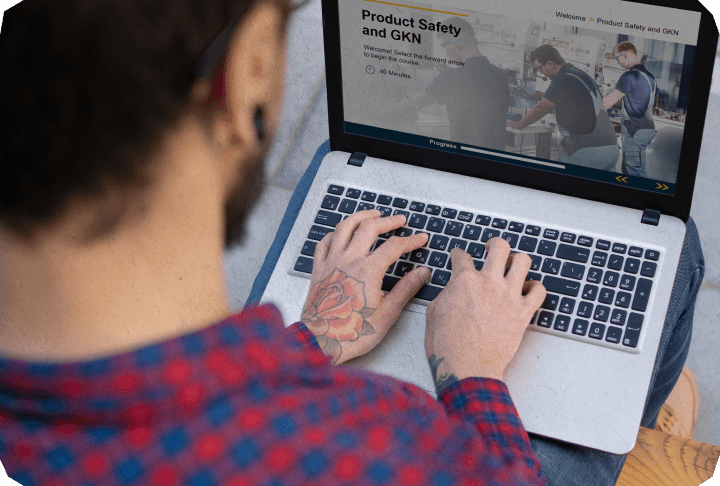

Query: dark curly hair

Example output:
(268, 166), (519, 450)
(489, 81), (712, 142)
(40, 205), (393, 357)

(530, 44), (566, 66)
(0, 0), (294, 243)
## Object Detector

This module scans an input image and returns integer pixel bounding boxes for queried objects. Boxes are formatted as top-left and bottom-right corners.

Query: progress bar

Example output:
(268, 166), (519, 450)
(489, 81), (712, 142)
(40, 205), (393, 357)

(460, 146), (566, 169)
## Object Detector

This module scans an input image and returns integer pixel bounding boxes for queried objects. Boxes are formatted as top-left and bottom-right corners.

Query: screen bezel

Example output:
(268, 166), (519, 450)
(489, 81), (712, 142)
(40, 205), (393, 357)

(321, 0), (718, 223)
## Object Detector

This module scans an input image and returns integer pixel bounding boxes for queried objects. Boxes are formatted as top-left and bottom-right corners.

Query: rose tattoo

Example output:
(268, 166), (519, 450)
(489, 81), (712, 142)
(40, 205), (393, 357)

(301, 269), (376, 364)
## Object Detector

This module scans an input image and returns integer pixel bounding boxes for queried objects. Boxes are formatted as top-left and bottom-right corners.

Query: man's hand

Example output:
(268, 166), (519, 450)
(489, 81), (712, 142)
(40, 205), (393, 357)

(425, 238), (546, 391)
(507, 120), (521, 129)
(301, 210), (431, 365)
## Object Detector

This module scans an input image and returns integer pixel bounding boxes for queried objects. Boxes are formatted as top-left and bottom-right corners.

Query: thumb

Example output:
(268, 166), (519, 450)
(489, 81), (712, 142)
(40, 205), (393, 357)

(378, 266), (432, 320)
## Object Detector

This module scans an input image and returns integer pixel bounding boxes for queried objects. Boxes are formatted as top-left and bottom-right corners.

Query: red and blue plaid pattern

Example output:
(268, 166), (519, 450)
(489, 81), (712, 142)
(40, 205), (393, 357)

(0, 303), (546, 485)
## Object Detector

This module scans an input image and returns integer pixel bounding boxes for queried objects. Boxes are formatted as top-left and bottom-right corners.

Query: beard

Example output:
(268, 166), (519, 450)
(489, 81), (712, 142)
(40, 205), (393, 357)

(223, 149), (266, 250)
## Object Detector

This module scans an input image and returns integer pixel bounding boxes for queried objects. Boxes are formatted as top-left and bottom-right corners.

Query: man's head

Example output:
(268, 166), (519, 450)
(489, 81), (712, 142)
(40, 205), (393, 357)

(530, 44), (566, 79)
(0, 0), (298, 250)
(614, 41), (639, 69)
(438, 17), (479, 62)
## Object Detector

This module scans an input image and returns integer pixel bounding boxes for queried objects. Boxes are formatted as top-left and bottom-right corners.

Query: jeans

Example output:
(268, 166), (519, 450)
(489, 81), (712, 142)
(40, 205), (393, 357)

(529, 217), (705, 485)
(558, 130), (620, 171)
(621, 125), (656, 178)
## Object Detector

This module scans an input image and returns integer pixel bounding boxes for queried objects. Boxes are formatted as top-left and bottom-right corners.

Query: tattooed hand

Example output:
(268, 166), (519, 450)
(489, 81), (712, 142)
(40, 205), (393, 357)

(301, 209), (431, 365)
(425, 237), (546, 393)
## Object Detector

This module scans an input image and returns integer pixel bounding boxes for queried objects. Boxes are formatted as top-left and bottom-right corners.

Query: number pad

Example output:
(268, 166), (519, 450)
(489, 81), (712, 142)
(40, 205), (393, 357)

(602, 271), (619, 288)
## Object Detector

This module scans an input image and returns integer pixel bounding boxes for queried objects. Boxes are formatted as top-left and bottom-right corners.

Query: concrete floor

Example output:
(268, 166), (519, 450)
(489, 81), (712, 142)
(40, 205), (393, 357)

(223, 0), (720, 447)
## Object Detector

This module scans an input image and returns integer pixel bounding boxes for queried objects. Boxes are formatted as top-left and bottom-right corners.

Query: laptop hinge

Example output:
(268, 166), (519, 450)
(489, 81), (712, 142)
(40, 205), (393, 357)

(347, 152), (367, 167)
(641, 209), (661, 226)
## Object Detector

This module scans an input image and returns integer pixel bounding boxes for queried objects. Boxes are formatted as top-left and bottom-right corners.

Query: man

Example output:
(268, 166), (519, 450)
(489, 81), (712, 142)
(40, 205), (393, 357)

(508, 44), (619, 170)
(0, 1), (704, 485)
(603, 41), (657, 178)
(400, 17), (509, 151)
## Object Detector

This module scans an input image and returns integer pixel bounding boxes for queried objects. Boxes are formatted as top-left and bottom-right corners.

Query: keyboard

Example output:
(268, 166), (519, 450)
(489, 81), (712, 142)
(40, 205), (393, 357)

(293, 183), (661, 354)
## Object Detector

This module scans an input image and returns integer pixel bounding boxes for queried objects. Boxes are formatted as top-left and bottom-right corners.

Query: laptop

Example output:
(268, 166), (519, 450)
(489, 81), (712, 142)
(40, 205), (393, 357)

(259, 0), (717, 453)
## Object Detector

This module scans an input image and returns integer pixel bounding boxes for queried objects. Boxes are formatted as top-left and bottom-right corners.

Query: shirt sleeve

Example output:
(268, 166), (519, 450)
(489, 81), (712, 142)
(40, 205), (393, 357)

(615, 71), (631, 94)
(542, 76), (563, 105)
(287, 321), (325, 352)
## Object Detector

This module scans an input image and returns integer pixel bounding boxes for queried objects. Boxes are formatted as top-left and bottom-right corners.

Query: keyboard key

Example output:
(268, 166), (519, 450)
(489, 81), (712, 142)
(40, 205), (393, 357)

(525, 225), (541, 236)
(393, 227), (414, 238)
(394, 261), (414, 277)
(605, 326), (623, 344)
(610, 309), (627, 326)
(526, 272), (542, 281)
(492, 218), (508, 229)
(378, 207), (393, 217)
(592, 251), (608, 267)
(631, 279), (653, 312)
(608, 255), (624, 270)
(377, 195), (393, 205)
(430, 235), (449, 251)
(589, 323), (606, 340)
(382, 275), (400, 292)
(593, 305), (610, 322)
(425, 204), (441, 215)
(386, 263), (394, 274)
(554, 315), (571, 332)
(328, 184), (344, 195)
(474, 260), (484, 271)
(623, 313), (644, 347)
(544, 229), (559, 240)
(414, 231), (430, 247)
(577, 236), (593, 247)
(301, 240), (317, 257)
(602, 271), (619, 288)
(415, 284), (442, 301)
(475, 215), (491, 225)
(541, 258), (561, 275)
(427, 217), (446, 233)
(559, 297), (575, 314)
(481, 228), (501, 242)
(409, 213), (428, 229)
(615, 292), (632, 308)
(560, 232), (576, 244)
(409, 201), (425, 212)
(458, 211), (473, 222)
(321, 195), (340, 211)
(612, 243), (627, 254)
(393, 209), (410, 220)
(543, 276), (582, 297)
(462, 225), (482, 241)
(432, 270), (452, 286)
(572, 319), (589, 336)
(444, 221), (464, 237)
(339, 199), (357, 214)
(429, 252), (448, 268)
(557, 244), (591, 263)
(392, 198), (408, 208)
(361, 191), (377, 202)
(640, 261), (657, 278)
(582, 284), (598, 301)
(467, 242), (485, 259)
(529, 254), (542, 271)
(315, 210), (343, 227)
(518, 236), (538, 253)
(598, 288), (615, 304)
(624, 258), (640, 274)
(308, 225), (333, 241)
(410, 248), (430, 265)
(629, 246), (644, 257)
(538, 311), (554, 328)
(560, 262), (585, 280)
(587, 268), (603, 284)
(441, 208), (458, 219)
(596, 240), (611, 250)
(645, 249), (660, 261)
(294, 256), (313, 274)
(346, 188), (361, 199)
(509, 222), (524, 232)
(357, 202), (375, 212)
(501, 232), (519, 248)
(373, 238), (387, 250)
(542, 294), (560, 310)
(448, 238), (467, 251)
(577, 302), (593, 318)
(619, 275), (636, 291)
(538, 240), (557, 256)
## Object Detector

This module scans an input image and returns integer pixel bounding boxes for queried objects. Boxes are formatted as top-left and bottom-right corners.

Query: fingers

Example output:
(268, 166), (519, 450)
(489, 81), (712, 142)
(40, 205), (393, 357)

(505, 252), (532, 288)
(314, 231), (334, 265)
(328, 209), (383, 254)
(522, 279), (547, 309)
(375, 266), (432, 323)
(449, 247), (474, 273)
(482, 237), (512, 278)
(369, 232), (429, 267)
(344, 214), (408, 254)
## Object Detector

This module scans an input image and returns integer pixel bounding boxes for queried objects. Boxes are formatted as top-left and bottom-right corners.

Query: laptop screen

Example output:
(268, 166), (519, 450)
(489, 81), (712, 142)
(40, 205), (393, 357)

(337, 0), (703, 196)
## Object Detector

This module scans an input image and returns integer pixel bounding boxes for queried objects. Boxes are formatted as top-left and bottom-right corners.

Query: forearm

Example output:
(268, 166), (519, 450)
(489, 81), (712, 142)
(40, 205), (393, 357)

(516, 102), (550, 129)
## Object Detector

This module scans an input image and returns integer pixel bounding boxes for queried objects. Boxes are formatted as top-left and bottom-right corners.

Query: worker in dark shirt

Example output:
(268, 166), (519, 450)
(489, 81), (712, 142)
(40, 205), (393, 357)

(400, 17), (510, 151)
(603, 41), (657, 178)
(508, 44), (619, 170)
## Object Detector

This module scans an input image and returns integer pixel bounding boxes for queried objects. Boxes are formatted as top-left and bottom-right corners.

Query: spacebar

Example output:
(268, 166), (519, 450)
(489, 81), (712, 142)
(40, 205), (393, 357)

(542, 276), (581, 297)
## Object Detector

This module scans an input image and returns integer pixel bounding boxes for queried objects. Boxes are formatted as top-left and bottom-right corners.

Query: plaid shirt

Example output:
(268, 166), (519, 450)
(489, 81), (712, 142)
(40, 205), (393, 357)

(0, 303), (546, 485)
